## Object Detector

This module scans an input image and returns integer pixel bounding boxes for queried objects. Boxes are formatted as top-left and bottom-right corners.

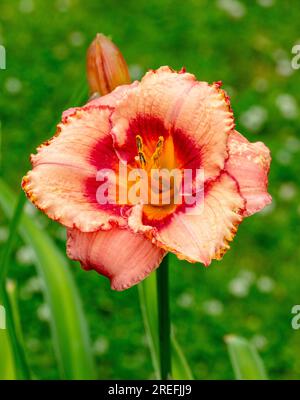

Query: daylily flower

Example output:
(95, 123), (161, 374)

(22, 66), (271, 290)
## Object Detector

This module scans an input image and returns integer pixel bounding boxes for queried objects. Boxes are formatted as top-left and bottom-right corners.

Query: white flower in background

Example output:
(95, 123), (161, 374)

(240, 105), (268, 132)
(228, 270), (255, 298)
(93, 337), (109, 356)
(203, 299), (224, 316)
(276, 94), (298, 119)
(228, 278), (249, 298)
(251, 334), (268, 350)
(217, 0), (246, 18)
(37, 303), (51, 322)
(19, 0), (34, 14)
(277, 59), (294, 77)
(16, 245), (36, 265)
(177, 292), (194, 309)
(278, 182), (296, 201)
(257, 276), (275, 293)
(69, 31), (85, 47)
(256, 0), (274, 7)
(5, 77), (22, 95)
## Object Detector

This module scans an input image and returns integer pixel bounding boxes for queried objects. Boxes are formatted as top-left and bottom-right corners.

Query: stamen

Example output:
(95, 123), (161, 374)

(135, 135), (147, 167)
(135, 134), (165, 169)
(151, 136), (164, 167)
(138, 152), (147, 167)
(136, 135), (143, 152)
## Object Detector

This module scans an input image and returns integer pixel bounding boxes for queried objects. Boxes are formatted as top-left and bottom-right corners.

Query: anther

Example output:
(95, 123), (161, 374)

(135, 135), (147, 167)
(138, 152), (147, 167)
(151, 136), (164, 167)
(136, 135), (143, 152)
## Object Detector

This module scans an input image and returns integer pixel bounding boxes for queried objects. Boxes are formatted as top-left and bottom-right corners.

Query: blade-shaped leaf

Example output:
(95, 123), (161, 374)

(171, 331), (193, 380)
(139, 272), (193, 380)
(0, 179), (95, 379)
(0, 280), (28, 380)
(225, 335), (268, 380)
(138, 272), (160, 378)
(0, 192), (30, 379)
(0, 329), (16, 379)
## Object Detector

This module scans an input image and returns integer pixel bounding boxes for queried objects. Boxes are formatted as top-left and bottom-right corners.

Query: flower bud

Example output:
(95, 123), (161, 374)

(86, 33), (131, 95)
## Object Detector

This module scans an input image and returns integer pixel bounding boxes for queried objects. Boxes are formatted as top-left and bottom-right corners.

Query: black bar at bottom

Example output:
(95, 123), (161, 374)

(0, 379), (298, 398)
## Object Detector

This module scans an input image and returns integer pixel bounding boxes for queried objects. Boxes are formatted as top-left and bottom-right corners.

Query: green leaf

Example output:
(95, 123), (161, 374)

(225, 335), (268, 380)
(171, 331), (193, 380)
(0, 179), (96, 379)
(0, 328), (16, 379)
(0, 295), (16, 380)
(138, 272), (160, 378)
(0, 280), (29, 380)
(139, 271), (193, 380)
(0, 192), (30, 379)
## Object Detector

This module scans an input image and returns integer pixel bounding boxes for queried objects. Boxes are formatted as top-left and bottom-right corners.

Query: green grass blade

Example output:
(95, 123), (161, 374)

(0, 289), (16, 379)
(139, 271), (194, 380)
(6, 280), (26, 353)
(0, 288), (30, 379)
(225, 335), (268, 380)
(171, 331), (193, 380)
(0, 192), (30, 379)
(0, 193), (26, 285)
(0, 281), (27, 380)
(138, 273), (160, 378)
(0, 178), (95, 379)
(0, 326), (16, 379)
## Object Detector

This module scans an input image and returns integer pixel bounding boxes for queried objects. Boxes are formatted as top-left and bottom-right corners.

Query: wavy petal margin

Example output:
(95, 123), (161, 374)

(225, 130), (272, 216)
(128, 173), (245, 265)
(22, 107), (125, 231)
(110, 66), (234, 180)
(67, 227), (166, 290)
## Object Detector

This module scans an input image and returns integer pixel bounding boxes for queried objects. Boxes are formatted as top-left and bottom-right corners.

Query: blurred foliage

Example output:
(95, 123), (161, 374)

(0, 0), (300, 379)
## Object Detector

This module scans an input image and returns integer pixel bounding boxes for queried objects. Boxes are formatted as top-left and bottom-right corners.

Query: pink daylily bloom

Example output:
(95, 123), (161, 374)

(22, 66), (271, 290)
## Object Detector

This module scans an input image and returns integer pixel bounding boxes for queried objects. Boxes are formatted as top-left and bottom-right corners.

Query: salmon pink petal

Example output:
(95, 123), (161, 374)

(22, 107), (125, 231)
(225, 130), (272, 216)
(128, 173), (245, 265)
(67, 227), (166, 291)
(62, 82), (138, 122)
(110, 66), (234, 180)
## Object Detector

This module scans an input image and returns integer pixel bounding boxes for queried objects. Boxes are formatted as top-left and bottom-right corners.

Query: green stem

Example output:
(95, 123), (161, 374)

(156, 253), (171, 379)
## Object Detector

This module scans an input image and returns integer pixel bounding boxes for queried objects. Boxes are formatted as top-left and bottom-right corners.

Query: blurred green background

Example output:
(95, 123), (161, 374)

(0, 0), (300, 379)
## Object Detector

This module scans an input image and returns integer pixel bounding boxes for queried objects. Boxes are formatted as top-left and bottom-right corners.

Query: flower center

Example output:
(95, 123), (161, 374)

(134, 134), (180, 215)
(135, 134), (164, 170)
